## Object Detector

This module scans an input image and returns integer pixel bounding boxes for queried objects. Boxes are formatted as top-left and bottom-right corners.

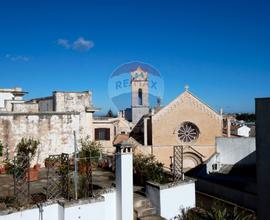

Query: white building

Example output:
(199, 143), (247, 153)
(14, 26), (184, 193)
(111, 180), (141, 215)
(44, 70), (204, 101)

(237, 125), (251, 137)
(0, 87), (27, 111)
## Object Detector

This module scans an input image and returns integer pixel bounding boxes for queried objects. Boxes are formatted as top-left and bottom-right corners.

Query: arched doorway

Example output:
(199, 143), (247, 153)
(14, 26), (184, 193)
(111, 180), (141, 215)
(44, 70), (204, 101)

(183, 152), (202, 171)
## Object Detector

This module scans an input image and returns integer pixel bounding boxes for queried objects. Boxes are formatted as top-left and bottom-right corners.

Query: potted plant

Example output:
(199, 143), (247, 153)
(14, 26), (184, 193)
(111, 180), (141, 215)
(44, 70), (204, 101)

(78, 137), (101, 175)
(133, 153), (169, 185)
(34, 148), (41, 171)
(44, 157), (61, 169)
(16, 138), (40, 181)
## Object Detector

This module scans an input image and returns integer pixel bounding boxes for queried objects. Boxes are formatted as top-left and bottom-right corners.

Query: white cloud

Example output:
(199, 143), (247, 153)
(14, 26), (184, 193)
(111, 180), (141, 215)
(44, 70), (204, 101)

(5, 54), (30, 62)
(57, 39), (71, 49)
(56, 37), (94, 52)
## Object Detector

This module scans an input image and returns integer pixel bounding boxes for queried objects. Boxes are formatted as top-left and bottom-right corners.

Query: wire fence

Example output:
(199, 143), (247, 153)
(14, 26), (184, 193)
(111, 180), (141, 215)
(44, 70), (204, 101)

(0, 153), (115, 209)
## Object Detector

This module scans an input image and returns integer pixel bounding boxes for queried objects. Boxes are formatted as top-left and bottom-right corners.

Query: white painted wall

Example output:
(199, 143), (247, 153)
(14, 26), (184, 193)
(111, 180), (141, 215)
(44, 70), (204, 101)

(0, 203), (60, 220)
(0, 191), (116, 220)
(0, 92), (14, 108)
(216, 137), (256, 165)
(103, 191), (117, 220)
(206, 153), (221, 174)
(146, 180), (196, 220)
(65, 199), (105, 220)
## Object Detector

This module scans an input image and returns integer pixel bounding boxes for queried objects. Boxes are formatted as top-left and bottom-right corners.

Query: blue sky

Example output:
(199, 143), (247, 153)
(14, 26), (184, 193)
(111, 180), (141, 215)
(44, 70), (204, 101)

(0, 0), (269, 114)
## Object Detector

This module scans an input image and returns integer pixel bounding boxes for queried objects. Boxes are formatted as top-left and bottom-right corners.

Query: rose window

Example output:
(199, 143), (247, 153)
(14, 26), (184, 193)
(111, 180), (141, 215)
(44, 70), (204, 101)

(177, 122), (199, 143)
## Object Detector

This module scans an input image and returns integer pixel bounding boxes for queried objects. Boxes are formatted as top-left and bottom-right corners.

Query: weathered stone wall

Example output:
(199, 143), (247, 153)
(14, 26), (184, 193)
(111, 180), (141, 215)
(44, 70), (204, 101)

(0, 91), (94, 164)
(54, 92), (91, 112)
(13, 103), (39, 113)
(3, 100), (24, 112)
(37, 98), (54, 112)
(0, 113), (82, 164)
(0, 93), (14, 108)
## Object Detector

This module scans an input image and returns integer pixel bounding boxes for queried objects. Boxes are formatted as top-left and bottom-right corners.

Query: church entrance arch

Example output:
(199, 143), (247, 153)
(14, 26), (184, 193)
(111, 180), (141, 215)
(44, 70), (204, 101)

(183, 152), (202, 171)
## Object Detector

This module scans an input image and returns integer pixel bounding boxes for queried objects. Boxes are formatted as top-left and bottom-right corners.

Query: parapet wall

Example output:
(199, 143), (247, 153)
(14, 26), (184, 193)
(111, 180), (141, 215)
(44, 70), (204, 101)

(0, 190), (116, 220)
(0, 112), (82, 164)
(216, 137), (256, 165)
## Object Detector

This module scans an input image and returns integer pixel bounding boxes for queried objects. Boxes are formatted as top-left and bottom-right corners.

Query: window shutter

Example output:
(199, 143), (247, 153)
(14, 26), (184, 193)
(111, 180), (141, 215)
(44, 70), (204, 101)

(95, 129), (99, 140)
(105, 128), (110, 140)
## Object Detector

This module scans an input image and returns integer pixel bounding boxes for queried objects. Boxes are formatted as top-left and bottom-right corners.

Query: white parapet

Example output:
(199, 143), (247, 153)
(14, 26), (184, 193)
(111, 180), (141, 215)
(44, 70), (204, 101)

(146, 178), (196, 219)
(115, 144), (133, 220)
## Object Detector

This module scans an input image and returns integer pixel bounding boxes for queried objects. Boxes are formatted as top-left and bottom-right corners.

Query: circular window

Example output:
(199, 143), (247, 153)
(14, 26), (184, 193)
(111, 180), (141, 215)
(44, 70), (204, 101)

(177, 122), (200, 143)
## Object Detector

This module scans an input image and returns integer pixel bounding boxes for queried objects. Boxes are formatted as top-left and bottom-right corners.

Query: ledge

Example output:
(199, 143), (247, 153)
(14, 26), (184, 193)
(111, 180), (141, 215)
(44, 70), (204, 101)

(0, 112), (80, 116)
(146, 177), (196, 190)
(0, 187), (116, 215)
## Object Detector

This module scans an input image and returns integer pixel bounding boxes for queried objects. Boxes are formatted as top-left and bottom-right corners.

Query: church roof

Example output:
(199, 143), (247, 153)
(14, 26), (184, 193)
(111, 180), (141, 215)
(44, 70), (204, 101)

(152, 89), (222, 122)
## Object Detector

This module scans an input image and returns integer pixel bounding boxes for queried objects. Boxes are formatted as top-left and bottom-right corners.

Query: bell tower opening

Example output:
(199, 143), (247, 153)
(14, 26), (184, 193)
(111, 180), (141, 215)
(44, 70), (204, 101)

(138, 88), (143, 105)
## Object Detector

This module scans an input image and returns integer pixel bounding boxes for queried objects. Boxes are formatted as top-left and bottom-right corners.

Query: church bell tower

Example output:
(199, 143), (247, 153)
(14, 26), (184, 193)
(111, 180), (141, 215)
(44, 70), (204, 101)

(131, 66), (149, 124)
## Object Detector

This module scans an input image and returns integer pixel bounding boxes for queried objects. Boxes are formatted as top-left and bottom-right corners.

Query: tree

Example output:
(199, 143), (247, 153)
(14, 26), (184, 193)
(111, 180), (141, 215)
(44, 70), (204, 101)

(106, 109), (114, 117)
(236, 113), (255, 122)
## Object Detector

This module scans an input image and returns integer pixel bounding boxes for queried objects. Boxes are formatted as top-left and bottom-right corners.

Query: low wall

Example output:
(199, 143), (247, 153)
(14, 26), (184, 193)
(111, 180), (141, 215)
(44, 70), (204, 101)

(196, 179), (257, 211)
(0, 190), (116, 220)
(146, 179), (196, 219)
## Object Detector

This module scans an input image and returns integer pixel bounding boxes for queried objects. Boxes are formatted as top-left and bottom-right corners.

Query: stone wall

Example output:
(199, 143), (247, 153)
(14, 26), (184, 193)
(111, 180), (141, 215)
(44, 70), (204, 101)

(0, 112), (82, 164)
(13, 103), (39, 113)
(0, 90), (94, 164)
(37, 98), (54, 112)
(54, 91), (92, 112)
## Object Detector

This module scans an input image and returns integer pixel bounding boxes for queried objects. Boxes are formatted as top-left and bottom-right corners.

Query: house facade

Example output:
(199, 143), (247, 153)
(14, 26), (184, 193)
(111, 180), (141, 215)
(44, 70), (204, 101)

(0, 89), (97, 164)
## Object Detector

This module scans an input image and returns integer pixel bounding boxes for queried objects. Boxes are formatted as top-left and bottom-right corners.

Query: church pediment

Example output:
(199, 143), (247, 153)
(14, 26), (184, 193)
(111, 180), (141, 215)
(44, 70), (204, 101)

(152, 90), (222, 122)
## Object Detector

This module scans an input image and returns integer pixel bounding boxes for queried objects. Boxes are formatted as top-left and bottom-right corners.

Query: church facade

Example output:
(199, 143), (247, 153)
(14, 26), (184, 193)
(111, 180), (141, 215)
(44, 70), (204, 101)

(129, 67), (223, 170)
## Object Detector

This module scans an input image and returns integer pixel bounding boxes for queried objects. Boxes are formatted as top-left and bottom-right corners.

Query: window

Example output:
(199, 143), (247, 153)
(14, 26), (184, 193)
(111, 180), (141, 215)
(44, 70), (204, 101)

(177, 122), (200, 143)
(212, 164), (218, 171)
(138, 88), (143, 105)
(95, 128), (110, 141)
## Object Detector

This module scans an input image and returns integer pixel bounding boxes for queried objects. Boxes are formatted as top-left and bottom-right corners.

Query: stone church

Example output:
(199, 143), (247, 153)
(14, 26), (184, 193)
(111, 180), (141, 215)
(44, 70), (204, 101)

(128, 66), (223, 170)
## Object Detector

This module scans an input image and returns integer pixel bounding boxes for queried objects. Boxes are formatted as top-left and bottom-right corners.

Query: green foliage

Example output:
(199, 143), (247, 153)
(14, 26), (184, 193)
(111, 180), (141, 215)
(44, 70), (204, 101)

(79, 137), (101, 159)
(133, 153), (169, 184)
(202, 205), (228, 220)
(4, 138), (40, 174)
(16, 137), (40, 160)
(175, 204), (254, 220)
(175, 208), (202, 220)
(235, 113), (255, 122)
(4, 160), (14, 174)
(106, 109), (114, 117)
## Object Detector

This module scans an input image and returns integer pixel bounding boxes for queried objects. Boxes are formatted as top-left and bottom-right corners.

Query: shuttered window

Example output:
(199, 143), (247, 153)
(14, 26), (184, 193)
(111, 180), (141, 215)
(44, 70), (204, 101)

(95, 128), (110, 141)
